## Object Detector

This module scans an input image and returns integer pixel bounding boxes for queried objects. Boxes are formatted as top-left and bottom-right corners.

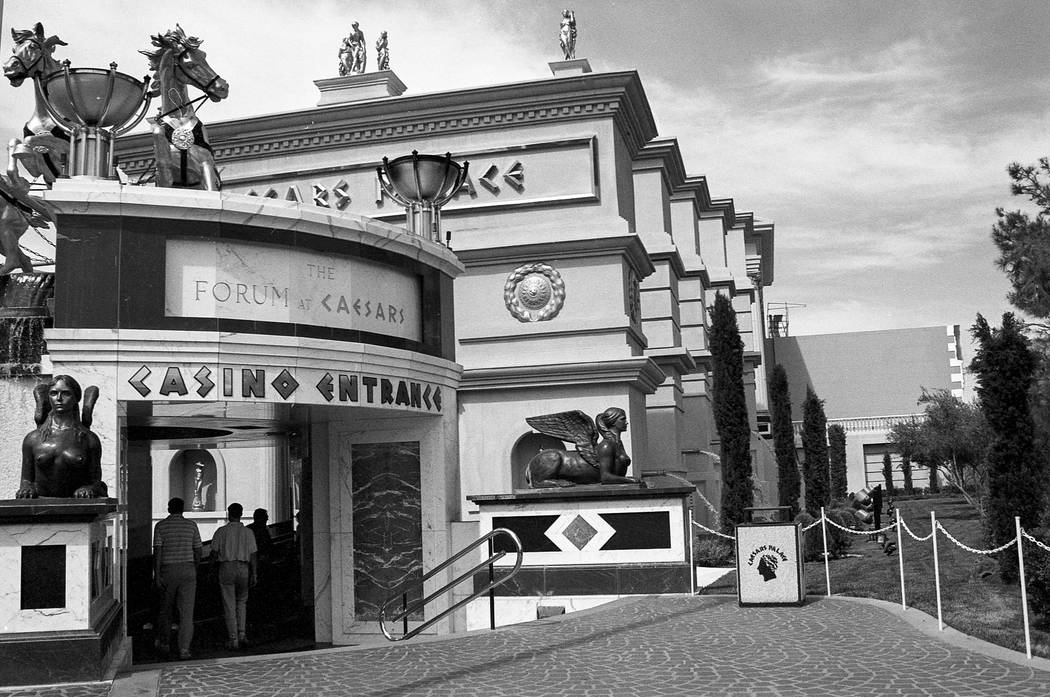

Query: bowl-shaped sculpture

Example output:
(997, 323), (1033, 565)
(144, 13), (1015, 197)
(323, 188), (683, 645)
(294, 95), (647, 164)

(383, 152), (463, 203)
(42, 67), (147, 128)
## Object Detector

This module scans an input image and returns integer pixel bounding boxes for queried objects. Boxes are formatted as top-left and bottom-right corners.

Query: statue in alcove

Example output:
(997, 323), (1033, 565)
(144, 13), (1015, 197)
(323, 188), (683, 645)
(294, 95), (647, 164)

(524, 407), (646, 488)
(15, 374), (107, 498)
(190, 462), (214, 512)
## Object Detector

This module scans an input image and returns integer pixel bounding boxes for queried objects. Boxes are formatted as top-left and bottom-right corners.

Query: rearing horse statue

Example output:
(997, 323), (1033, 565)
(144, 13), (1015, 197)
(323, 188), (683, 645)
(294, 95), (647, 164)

(0, 163), (53, 275)
(3, 22), (70, 185)
(140, 25), (229, 190)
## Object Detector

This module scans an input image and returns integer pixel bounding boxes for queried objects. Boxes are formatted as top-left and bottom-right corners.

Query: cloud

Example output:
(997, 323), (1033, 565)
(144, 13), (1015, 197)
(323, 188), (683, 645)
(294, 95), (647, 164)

(756, 39), (943, 90)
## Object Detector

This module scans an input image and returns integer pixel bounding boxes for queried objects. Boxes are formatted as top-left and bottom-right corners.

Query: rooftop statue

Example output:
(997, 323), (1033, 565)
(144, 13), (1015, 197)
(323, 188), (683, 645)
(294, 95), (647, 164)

(376, 30), (389, 71)
(524, 407), (646, 488)
(3, 22), (70, 186)
(339, 22), (366, 75)
(141, 25), (229, 191)
(559, 9), (577, 60)
(16, 375), (108, 499)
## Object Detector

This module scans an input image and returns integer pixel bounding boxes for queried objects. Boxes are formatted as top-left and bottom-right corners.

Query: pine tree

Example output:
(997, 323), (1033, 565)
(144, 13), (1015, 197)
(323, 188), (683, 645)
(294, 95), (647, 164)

(971, 313), (1045, 582)
(827, 423), (847, 500)
(801, 386), (829, 516)
(709, 293), (753, 530)
(769, 364), (800, 517)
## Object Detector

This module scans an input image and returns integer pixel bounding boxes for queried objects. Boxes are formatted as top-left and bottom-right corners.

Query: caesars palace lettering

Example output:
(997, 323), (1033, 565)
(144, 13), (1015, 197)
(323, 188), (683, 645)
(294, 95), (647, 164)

(127, 365), (442, 412)
(242, 159), (525, 209)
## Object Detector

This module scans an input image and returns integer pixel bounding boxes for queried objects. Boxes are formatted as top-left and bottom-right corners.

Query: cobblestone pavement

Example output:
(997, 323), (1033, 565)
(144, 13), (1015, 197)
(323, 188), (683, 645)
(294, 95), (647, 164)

(8, 595), (1050, 696)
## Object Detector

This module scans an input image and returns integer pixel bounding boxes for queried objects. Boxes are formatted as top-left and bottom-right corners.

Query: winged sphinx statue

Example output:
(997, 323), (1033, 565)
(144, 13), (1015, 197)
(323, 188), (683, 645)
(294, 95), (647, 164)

(524, 407), (646, 488)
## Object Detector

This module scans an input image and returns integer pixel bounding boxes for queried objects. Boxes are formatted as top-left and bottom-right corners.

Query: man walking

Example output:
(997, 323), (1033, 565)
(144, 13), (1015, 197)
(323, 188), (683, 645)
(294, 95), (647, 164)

(211, 502), (257, 649)
(153, 497), (202, 660)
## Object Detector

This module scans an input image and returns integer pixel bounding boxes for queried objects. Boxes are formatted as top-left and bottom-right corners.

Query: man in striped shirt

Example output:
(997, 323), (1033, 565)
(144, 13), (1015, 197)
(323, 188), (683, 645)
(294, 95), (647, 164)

(211, 502), (258, 649)
(153, 497), (203, 660)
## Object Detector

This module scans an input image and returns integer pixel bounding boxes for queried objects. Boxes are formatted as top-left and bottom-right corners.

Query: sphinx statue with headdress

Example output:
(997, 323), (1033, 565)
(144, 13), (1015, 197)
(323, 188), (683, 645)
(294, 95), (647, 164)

(524, 407), (647, 488)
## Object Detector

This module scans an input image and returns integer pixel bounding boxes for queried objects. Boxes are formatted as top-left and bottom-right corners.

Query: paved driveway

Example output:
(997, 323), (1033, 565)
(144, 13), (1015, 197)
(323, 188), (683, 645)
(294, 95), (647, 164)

(10, 595), (1050, 696)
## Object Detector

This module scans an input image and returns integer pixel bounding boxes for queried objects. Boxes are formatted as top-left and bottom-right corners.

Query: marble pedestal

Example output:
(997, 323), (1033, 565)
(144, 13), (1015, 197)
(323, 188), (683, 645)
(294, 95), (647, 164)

(465, 476), (694, 628)
(0, 499), (124, 687)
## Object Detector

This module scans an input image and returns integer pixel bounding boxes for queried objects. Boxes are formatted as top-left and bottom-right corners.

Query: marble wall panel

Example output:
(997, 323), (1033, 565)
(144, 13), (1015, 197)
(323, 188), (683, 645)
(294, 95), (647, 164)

(350, 441), (422, 622)
(0, 522), (91, 632)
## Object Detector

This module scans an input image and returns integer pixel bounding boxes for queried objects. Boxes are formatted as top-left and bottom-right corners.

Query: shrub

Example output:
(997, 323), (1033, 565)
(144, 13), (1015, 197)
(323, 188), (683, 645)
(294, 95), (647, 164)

(795, 506), (857, 562)
(796, 511), (823, 562)
(693, 535), (734, 567)
(825, 504), (857, 557)
(1024, 527), (1050, 627)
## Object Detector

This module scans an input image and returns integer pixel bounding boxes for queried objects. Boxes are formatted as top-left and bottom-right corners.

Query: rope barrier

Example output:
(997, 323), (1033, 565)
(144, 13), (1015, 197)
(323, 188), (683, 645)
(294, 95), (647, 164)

(900, 518), (934, 542)
(691, 520), (736, 540)
(823, 516), (897, 536)
(801, 518), (823, 532)
(936, 522), (1017, 554)
(1022, 529), (1050, 554)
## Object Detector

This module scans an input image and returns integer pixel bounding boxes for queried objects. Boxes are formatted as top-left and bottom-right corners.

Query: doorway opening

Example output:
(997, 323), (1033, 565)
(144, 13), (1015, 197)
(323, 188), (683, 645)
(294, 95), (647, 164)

(123, 401), (315, 663)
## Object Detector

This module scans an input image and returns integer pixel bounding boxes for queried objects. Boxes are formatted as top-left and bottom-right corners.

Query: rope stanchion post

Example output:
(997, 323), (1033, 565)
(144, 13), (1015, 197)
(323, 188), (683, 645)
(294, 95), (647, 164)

(896, 508), (906, 610)
(689, 510), (696, 595)
(1016, 516), (1032, 660)
(931, 510), (943, 631)
(820, 507), (831, 598)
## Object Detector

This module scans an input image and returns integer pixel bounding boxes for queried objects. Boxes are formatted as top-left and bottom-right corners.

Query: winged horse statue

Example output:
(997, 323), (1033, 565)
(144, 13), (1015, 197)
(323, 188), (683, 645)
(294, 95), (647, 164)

(140, 25), (229, 190)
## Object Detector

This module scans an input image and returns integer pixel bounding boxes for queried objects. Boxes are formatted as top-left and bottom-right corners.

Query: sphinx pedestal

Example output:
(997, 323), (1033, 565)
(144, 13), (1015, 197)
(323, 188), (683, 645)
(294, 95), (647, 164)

(0, 499), (125, 687)
(465, 476), (694, 629)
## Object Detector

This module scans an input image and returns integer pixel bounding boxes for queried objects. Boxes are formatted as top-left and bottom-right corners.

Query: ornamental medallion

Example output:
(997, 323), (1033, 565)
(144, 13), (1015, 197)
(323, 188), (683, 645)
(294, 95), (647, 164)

(504, 262), (565, 322)
(171, 126), (195, 151)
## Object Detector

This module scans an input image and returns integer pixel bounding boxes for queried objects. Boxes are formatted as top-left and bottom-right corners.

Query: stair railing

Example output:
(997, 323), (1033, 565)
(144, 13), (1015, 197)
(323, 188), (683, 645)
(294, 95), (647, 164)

(379, 527), (523, 641)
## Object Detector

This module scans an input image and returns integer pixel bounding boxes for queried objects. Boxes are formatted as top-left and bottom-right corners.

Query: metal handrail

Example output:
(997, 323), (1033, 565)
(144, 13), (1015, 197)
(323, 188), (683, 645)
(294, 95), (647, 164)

(379, 527), (523, 641)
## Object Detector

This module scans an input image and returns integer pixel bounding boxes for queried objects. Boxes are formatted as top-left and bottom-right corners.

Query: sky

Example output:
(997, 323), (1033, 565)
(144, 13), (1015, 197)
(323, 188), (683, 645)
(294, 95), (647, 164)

(0, 0), (1045, 348)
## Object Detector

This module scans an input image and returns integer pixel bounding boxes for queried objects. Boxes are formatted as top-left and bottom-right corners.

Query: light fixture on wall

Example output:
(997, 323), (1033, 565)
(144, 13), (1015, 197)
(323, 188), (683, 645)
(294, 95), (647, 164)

(376, 151), (468, 245)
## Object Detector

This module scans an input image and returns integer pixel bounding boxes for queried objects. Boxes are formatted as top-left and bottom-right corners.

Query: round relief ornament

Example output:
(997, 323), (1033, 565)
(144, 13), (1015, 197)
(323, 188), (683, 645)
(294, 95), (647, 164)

(171, 126), (196, 151)
(504, 262), (565, 322)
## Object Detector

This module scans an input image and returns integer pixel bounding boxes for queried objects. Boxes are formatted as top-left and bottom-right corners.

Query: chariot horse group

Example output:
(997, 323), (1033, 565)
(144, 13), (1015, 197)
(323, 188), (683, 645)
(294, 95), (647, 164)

(0, 22), (228, 276)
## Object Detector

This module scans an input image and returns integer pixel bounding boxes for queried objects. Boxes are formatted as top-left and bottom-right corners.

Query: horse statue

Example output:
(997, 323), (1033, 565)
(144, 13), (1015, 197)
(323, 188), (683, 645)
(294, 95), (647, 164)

(3, 22), (71, 185)
(524, 407), (646, 488)
(140, 25), (229, 190)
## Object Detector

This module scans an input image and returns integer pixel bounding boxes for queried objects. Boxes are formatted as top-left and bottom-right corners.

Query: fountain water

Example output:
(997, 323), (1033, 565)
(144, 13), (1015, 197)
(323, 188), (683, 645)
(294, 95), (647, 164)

(0, 272), (53, 375)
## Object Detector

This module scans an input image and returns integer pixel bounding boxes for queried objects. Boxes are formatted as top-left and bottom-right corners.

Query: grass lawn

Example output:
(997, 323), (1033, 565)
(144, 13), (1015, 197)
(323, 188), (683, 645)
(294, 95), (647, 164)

(702, 496), (1050, 658)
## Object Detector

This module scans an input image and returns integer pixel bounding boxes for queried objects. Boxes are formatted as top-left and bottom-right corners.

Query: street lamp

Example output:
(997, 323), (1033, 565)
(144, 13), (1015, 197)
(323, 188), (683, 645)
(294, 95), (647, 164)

(377, 151), (468, 245)
(36, 60), (151, 179)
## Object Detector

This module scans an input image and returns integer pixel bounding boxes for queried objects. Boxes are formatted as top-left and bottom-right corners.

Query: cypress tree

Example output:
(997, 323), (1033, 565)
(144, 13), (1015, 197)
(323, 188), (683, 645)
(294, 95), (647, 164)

(769, 364), (800, 517)
(881, 452), (894, 494)
(827, 423), (847, 500)
(709, 293), (753, 530)
(801, 386), (830, 515)
(901, 455), (914, 495)
(971, 313), (1045, 582)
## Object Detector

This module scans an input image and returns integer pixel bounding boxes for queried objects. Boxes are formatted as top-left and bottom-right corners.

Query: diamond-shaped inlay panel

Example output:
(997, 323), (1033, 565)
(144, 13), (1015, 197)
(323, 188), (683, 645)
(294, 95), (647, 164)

(562, 515), (598, 550)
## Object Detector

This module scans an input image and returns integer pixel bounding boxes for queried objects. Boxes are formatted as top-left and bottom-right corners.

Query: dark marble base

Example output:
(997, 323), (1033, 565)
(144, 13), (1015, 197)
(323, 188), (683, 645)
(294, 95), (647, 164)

(0, 498), (119, 524)
(468, 475), (694, 506)
(474, 563), (691, 597)
(0, 600), (123, 687)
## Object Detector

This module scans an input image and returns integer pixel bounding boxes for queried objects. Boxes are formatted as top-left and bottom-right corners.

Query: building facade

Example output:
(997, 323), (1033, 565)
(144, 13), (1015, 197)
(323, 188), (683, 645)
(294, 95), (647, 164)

(1, 56), (777, 664)
(768, 325), (965, 493)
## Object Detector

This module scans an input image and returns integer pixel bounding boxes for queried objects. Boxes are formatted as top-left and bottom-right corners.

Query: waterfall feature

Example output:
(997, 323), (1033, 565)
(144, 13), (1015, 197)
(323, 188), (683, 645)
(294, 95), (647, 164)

(0, 272), (54, 376)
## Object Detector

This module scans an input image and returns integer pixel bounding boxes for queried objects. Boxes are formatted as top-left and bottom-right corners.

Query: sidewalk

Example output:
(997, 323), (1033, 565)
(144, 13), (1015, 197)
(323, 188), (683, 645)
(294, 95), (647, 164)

(8, 595), (1050, 696)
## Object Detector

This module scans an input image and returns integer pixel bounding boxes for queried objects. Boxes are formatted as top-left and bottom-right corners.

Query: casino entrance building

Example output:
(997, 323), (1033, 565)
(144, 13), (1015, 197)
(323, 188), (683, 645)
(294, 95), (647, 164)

(0, 51), (774, 674)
